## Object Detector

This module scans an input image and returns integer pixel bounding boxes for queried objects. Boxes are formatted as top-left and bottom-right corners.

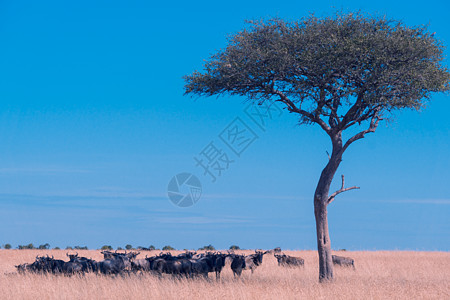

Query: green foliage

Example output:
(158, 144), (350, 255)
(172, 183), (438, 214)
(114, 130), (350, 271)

(53, 247), (60, 250)
(184, 12), (450, 131)
(101, 245), (113, 250)
(199, 244), (215, 251)
(162, 245), (175, 251)
(149, 245), (156, 250)
(229, 245), (240, 250)
(18, 243), (35, 250)
(125, 244), (133, 250)
(65, 246), (73, 250)
(4, 244), (12, 249)
(38, 243), (50, 250)
(74, 246), (88, 250)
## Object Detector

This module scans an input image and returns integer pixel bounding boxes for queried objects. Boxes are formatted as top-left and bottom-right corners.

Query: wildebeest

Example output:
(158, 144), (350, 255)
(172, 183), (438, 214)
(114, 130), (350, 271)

(43, 255), (65, 273)
(132, 256), (151, 272)
(66, 252), (98, 273)
(274, 253), (304, 267)
(176, 251), (196, 259)
(101, 250), (115, 260)
(63, 260), (83, 275)
(16, 255), (66, 274)
(97, 257), (126, 275)
(210, 253), (227, 280)
(15, 263), (34, 274)
(189, 257), (212, 278)
(243, 250), (268, 274)
(229, 254), (246, 278)
(274, 247), (282, 253)
(153, 256), (192, 278)
(144, 251), (226, 279)
(97, 251), (139, 275)
(332, 255), (355, 268)
(192, 253), (205, 259)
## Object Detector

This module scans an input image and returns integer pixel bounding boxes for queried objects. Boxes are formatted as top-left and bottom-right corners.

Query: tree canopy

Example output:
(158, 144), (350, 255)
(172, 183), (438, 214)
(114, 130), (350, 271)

(184, 12), (449, 140)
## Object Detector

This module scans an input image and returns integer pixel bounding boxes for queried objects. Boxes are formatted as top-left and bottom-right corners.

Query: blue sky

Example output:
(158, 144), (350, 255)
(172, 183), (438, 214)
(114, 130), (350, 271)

(0, 0), (449, 250)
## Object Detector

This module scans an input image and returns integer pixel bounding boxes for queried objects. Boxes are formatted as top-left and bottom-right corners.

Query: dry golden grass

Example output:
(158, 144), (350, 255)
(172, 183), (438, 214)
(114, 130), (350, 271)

(0, 249), (449, 299)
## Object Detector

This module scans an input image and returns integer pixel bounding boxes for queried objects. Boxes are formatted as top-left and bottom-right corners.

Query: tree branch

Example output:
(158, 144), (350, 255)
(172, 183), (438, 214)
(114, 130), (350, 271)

(327, 175), (360, 204)
(272, 89), (332, 135)
(341, 109), (383, 153)
(324, 101), (341, 128)
(339, 90), (365, 130)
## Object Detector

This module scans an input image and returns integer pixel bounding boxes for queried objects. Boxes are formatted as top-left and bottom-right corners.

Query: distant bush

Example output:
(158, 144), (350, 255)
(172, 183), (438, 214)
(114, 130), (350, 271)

(53, 247), (60, 250)
(38, 243), (50, 249)
(162, 245), (175, 251)
(199, 244), (215, 251)
(229, 245), (240, 250)
(125, 244), (133, 250)
(4, 244), (12, 249)
(101, 245), (113, 250)
(117, 247), (123, 250)
(65, 246), (73, 250)
(149, 245), (156, 250)
(18, 243), (35, 250)
(74, 246), (88, 250)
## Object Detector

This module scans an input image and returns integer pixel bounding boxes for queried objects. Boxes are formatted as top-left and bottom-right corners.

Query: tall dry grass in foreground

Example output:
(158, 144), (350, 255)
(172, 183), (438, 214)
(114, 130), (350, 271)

(0, 250), (448, 299)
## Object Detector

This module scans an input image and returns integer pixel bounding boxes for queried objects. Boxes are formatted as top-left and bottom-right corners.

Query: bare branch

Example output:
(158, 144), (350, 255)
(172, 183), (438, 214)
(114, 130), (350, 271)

(341, 109), (383, 153)
(340, 91), (365, 129)
(272, 89), (332, 135)
(324, 102), (341, 128)
(328, 175), (360, 204)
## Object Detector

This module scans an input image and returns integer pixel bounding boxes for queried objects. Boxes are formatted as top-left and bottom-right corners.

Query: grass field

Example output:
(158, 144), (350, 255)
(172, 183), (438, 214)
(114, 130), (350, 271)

(0, 250), (448, 299)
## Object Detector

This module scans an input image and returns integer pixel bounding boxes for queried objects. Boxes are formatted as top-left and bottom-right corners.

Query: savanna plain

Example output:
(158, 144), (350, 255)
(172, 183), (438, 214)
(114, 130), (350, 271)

(0, 250), (448, 299)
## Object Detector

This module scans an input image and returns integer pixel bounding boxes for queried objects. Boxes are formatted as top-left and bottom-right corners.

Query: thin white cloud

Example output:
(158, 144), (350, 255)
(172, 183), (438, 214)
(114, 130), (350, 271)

(155, 216), (252, 224)
(382, 199), (450, 205)
(0, 167), (91, 174)
(201, 193), (307, 201)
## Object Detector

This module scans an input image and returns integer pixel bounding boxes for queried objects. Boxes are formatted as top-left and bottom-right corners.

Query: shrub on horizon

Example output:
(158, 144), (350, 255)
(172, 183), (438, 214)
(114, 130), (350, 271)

(162, 245), (175, 251)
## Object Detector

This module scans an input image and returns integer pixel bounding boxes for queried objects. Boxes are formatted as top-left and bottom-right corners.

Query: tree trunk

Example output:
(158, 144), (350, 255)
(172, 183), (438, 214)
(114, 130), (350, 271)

(315, 198), (333, 281)
(314, 134), (343, 282)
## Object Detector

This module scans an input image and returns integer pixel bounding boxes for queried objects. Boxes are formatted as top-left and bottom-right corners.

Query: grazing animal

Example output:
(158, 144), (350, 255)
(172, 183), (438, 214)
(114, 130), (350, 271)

(332, 255), (355, 268)
(154, 257), (192, 277)
(15, 263), (32, 274)
(274, 253), (304, 267)
(132, 257), (151, 272)
(177, 251), (197, 259)
(101, 250), (115, 260)
(192, 253), (205, 259)
(16, 256), (66, 274)
(229, 254), (246, 278)
(44, 255), (65, 273)
(97, 252), (137, 275)
(244, 250), (268, 274)
(189, 257), (212, 278)
(211, 253), (227, 280)
(67, 252), (98, 273)
(63, 260), (83, 275)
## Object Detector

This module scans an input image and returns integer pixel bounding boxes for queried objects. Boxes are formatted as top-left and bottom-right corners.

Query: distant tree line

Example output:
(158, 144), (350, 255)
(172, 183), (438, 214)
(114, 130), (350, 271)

(1, 243), (243, 250)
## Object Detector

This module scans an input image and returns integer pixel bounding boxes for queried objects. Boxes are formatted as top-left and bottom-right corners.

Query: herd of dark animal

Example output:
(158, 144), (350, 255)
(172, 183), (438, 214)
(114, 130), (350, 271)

(15, 249), (355, 279)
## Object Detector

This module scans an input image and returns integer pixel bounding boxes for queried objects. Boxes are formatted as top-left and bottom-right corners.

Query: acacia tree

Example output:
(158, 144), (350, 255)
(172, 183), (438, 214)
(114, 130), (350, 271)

(183, 12), (450, 282)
